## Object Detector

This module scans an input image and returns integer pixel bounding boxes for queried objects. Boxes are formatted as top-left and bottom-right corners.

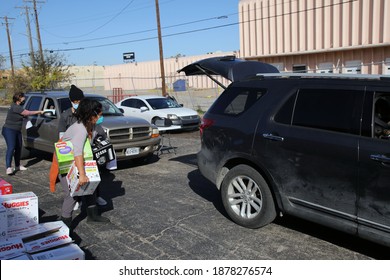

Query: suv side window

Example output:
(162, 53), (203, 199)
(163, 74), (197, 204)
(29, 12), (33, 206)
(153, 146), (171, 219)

(209, 87), (266, 116)
(25, 96), (42, 111)
(292, 89), (363, 135)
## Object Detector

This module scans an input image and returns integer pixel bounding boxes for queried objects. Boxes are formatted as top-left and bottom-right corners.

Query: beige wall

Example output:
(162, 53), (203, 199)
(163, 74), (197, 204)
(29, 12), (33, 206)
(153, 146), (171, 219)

(102, 52), (235, 91)
(239, 0), (390, 74)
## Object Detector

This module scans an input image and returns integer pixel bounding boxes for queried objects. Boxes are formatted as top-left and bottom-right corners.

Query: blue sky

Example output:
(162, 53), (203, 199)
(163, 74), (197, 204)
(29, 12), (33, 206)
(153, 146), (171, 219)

(0, 0), (240, 67)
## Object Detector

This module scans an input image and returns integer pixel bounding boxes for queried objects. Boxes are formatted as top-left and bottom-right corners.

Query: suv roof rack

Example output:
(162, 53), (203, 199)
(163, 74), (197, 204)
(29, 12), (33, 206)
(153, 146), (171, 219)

(256, 72), (390, 81)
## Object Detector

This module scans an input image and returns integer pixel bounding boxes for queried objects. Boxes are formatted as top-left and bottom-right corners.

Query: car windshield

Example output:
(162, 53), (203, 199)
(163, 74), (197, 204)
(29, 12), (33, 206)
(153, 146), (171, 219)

(90, 97), (123, 116)
(58, 96), (123, 116)
(146, 98), (181, 110)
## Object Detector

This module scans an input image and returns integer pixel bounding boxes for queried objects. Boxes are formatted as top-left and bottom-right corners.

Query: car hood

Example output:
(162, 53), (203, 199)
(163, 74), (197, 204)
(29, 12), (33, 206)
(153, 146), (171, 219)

(101, 115), (152, 129)
(177, 55), (279, 82)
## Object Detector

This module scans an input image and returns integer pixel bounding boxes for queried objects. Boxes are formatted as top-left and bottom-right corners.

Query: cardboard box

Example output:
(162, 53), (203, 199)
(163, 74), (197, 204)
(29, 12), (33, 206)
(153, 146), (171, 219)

(0, 237), (25, 260)
(0, 178), (13, 195)
(8, 253), (32, 260)
(54, 139), (93, 174)
(66, 160), (101, 197)
(8, 220), (69, 241)
(24, 226), (72, 254)
(0, 205), (8, 240)
(31, 243), (85, 260)
(0, 192), (39, 233)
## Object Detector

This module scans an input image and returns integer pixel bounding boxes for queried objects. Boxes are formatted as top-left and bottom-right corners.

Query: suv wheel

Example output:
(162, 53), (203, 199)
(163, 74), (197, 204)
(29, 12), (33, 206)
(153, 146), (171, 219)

(221, 165), (276, 229)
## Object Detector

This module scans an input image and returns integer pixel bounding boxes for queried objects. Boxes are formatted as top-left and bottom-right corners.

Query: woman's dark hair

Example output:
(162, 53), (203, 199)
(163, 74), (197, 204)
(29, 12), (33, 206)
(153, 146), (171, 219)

(13, 92), (25, 103)
(75, 99), (102, 133)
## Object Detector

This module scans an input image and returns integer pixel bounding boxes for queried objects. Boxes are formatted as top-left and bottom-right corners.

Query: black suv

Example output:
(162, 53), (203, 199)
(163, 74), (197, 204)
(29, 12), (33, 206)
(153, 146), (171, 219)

(179, 56), (390, 247)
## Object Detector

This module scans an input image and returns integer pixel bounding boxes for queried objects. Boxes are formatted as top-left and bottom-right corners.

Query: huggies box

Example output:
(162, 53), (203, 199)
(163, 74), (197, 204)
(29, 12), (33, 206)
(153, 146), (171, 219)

(66, 160), (101, 196)
(54, 140), (93, 174)
(0, 192), (38, 233)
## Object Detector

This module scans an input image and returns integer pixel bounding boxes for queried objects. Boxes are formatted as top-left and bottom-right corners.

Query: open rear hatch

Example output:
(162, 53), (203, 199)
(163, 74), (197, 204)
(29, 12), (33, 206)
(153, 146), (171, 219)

(178, 55), (279, 89)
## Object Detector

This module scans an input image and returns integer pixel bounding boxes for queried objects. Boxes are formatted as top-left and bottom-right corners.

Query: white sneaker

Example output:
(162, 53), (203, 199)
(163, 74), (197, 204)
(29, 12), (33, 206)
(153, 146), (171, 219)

(6, 167), (13, 175)
(96, 196), (107, 206)
(15, 165), (27, 171)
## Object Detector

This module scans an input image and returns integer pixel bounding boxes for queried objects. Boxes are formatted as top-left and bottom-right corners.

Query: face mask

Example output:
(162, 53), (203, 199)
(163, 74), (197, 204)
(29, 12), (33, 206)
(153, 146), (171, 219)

(72, 102), (79, 110)
(96, 115), (104, 125)
(20, 100), (25, 106)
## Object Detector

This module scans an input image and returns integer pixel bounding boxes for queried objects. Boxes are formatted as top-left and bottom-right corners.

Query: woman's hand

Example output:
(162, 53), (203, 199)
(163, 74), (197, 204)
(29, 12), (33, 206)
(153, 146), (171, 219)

(78, 173), (89, 186)
(74, 155), (89, 186)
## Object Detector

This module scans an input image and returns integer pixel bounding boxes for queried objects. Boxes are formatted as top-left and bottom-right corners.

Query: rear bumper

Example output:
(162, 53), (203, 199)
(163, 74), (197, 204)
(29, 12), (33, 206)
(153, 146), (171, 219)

(197, 149), (219, 187)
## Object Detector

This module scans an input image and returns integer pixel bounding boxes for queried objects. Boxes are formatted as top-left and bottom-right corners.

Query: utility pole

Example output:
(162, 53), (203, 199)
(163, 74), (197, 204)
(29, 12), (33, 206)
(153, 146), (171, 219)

(155, 0), (167, 97)
(25, 0), (44, 65)
(16, 6), (35, 66)
(1, 16), (15, 77)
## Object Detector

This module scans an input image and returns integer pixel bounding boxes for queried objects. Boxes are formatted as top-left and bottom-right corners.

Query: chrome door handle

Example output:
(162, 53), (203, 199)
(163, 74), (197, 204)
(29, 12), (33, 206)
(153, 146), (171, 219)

(262, 133), (284, 141)
(370, 154), (390, 164)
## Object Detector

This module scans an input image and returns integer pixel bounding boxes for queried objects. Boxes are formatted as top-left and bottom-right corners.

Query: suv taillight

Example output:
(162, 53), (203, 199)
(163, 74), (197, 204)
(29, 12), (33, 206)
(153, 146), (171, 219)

(200, 117), (214, 137)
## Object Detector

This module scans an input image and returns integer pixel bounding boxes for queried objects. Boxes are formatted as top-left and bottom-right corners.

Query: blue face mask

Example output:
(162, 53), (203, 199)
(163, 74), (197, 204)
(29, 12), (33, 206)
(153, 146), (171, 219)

(96, 115), (104, 125)
(72, 103), (79, 110)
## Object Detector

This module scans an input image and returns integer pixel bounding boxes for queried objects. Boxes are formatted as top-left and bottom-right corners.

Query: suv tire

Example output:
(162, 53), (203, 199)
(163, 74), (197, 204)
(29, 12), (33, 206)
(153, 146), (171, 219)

(221, 165), (276, 229)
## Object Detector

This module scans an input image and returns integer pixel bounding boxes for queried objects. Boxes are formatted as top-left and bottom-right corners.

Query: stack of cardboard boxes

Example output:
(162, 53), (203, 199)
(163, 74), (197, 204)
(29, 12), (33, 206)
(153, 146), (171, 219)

(0, 139), (110, 260)
(0, 182), (85, 260)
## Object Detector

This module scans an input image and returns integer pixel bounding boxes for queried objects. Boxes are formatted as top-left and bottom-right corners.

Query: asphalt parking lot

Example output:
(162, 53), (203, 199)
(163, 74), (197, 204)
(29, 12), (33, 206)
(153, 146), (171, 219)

(0, 109), (389, 260)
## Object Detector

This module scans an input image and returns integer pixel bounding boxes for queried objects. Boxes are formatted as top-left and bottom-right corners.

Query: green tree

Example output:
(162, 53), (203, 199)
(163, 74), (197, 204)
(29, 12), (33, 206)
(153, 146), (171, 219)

(10, 50), (73, 93)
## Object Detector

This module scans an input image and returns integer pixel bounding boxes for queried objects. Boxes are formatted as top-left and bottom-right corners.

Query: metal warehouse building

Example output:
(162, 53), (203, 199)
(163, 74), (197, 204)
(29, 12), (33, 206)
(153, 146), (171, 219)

(239, 0), (390, 74)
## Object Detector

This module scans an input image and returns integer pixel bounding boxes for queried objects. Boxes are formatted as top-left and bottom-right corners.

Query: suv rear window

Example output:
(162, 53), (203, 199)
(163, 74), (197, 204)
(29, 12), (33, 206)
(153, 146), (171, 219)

(209, 87), (266, 116)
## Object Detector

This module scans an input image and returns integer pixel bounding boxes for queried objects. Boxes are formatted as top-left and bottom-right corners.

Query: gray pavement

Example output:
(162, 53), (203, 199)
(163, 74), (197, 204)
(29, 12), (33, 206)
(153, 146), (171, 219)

(0, 110), (389, 260)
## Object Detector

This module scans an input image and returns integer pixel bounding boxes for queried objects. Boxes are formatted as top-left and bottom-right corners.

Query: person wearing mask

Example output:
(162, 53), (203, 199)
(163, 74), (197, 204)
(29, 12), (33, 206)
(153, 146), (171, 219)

(58, 85), (85, 137)
(59, 98), (110, 230)
(2, 92), (43, 175)
(53, 85), (107, 207)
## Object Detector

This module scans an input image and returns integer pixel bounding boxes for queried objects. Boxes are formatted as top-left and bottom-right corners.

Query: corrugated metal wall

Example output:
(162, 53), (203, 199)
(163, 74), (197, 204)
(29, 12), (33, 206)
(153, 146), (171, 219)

(239, 0), (390, 74)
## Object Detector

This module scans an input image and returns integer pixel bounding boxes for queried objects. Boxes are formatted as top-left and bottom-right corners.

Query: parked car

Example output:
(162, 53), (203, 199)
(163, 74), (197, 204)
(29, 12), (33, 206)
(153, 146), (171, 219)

(115, 95), (200, 130)
(21, 91), (161, 161)
(179, 55), (390, 247)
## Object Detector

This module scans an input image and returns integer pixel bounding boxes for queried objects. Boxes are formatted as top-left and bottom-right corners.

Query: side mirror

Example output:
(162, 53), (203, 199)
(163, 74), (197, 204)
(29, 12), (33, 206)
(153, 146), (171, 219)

(140, 106), (149, 112)
(43, 110), (56, 119)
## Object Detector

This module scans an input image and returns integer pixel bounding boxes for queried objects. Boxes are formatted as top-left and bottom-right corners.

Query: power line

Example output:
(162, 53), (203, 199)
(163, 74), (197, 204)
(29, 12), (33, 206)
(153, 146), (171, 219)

(2, 0), (360, 60)
(49, 22), (238, 52)
(43, 14), (233, 45)
(45, 0), (357, 52)
(60, 0), (136, 39)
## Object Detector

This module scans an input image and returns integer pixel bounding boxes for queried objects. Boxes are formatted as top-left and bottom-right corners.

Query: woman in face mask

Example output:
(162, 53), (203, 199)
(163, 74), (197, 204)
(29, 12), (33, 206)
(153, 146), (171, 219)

(52, 85), (107, 207)
(59, 99), (110, 231)
(1, 92), (44, 175)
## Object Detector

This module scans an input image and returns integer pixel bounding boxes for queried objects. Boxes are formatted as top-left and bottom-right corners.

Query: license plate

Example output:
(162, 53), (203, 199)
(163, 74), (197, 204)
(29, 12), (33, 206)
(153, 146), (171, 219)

(125, 147), (140, 156)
